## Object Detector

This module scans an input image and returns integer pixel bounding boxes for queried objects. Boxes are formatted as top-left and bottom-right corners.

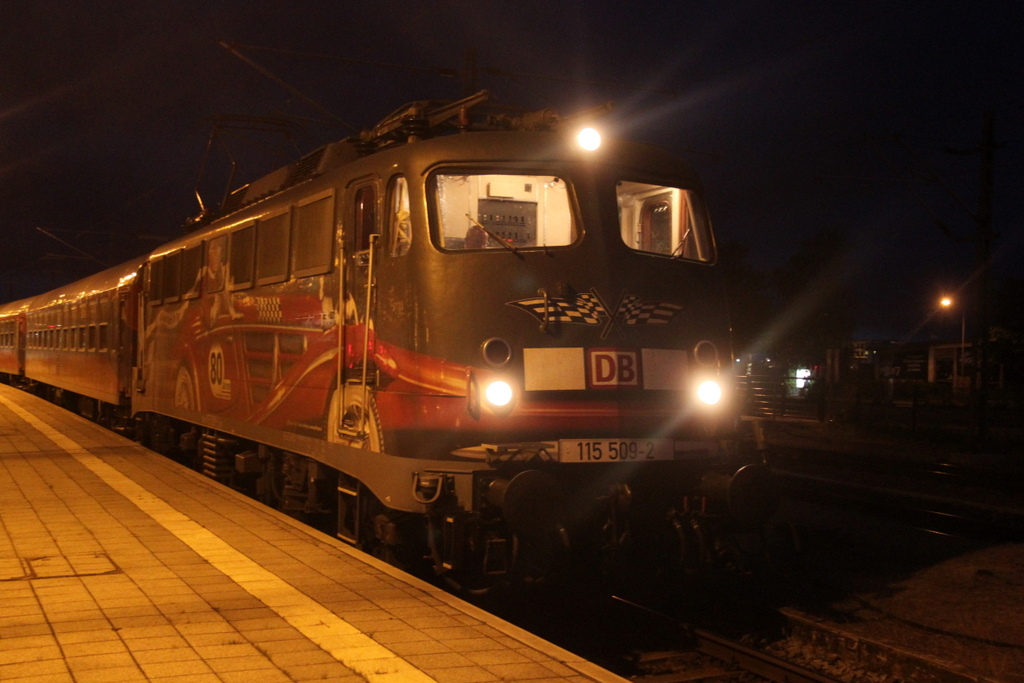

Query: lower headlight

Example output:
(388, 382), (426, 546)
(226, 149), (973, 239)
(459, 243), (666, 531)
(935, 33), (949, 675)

(485, 380), (513, 407)
(697, 380), (722, 405)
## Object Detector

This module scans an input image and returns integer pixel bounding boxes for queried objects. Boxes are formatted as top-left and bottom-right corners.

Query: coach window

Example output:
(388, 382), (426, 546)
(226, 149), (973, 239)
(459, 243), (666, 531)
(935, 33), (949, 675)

(434, 173), (577, 250)
(205, 235), (227, 293)
(148, 257), (164, 305)
(257, 210), (290, 285)
(292, 192), (334, 278)
(181, 242), (203, 299)
(163, 249), (182, 303)
(230, 224), (256, 290)
(388, 176), (411, 257)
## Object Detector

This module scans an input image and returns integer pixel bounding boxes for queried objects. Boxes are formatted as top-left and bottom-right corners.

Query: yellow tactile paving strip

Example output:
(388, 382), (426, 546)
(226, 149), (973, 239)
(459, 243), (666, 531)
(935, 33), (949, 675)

(0, 385), (624, 683)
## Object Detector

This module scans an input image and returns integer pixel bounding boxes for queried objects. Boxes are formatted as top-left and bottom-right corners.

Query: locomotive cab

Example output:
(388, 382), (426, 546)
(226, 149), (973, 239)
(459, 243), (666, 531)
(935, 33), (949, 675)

(343, 128), (754, 579)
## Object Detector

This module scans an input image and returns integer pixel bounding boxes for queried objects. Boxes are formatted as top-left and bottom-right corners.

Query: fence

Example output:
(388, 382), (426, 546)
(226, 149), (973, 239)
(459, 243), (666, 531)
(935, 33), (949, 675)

(735, 374), (822, 421)
(737, 373), (1023, 441)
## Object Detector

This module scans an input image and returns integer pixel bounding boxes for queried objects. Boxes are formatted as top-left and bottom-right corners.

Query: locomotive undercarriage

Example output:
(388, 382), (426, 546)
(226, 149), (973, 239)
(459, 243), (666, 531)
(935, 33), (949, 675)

(411, 453), (783, 590)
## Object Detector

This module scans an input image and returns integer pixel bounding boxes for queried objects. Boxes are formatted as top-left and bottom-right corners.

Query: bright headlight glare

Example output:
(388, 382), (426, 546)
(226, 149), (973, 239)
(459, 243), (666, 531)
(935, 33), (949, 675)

(697, 380), (722, 405)
(485, 380), (513, 407)
(577, 127), (601, 151)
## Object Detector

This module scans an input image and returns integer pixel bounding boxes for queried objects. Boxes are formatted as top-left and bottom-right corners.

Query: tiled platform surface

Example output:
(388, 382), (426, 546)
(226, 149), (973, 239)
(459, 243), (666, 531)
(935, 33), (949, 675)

(0, 384), (625, 683)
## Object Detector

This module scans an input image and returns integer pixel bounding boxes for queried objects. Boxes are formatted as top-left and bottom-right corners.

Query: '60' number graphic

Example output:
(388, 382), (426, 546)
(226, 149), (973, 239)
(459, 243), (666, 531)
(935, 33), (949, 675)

(207, 343), (231, 400)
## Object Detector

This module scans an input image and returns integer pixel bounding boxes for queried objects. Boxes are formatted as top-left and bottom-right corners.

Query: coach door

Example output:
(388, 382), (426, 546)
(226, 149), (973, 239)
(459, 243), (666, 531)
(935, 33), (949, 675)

(337, 178), (381, 440)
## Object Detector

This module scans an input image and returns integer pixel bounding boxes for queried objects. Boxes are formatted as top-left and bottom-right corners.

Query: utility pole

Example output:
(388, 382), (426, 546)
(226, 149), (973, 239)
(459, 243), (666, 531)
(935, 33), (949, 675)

(973, 111), (995, 439)
(462, 49), (479, 97)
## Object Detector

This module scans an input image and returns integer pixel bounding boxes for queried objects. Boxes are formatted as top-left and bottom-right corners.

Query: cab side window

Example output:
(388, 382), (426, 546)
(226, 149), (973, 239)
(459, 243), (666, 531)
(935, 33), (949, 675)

(388, 176), (411, 257)
(354, 185), (377, 252)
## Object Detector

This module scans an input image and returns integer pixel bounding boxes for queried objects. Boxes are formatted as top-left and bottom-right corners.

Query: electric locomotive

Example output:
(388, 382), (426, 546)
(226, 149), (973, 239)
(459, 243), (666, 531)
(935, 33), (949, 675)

(5, 93), (777, 584)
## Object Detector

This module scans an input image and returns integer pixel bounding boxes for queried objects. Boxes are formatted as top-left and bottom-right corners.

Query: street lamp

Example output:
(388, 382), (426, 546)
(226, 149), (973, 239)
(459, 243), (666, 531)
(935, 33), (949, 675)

(939, 297), (965, 391)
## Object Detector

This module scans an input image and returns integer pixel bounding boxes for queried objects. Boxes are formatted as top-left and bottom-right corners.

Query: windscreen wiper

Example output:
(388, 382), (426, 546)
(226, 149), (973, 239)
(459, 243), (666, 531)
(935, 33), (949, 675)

(465, 214), (523, 258)
(671, 227), (692, 259)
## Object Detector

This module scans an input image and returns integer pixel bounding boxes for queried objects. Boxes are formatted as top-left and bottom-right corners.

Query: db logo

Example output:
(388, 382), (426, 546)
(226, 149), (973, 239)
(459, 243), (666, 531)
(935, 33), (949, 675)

(587, 349), (640, 389)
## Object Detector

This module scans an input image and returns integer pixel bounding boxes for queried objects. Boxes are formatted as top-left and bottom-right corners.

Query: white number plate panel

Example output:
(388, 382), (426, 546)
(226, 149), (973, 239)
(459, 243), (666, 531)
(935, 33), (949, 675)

(558, 439), (673, 463)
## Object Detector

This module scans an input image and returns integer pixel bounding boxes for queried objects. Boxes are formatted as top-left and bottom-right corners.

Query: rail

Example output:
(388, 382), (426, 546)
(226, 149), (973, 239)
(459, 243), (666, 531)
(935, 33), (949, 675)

(614, 597), (843, 683)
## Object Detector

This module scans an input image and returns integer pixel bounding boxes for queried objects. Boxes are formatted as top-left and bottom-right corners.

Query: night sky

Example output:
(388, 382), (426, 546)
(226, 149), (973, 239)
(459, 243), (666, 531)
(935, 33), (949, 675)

(2, 0), (1020, 341)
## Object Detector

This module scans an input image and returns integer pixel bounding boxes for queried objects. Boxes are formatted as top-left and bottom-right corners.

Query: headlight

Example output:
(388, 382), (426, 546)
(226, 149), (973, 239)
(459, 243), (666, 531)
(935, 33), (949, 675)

(485, 380), (513, 407)
(697, 380), (722, 405)
(577, 127), (601, 151)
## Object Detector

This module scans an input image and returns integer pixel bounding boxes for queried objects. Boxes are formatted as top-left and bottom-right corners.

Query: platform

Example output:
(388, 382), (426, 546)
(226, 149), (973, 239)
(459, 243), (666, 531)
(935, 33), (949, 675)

(0, 384), (624, 683)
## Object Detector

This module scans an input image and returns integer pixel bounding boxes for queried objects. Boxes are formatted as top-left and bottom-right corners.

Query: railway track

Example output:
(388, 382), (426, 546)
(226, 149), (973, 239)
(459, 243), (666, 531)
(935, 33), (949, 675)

(767, 448), (1024, 542)
(614, 597), (844, 683)
(770, 446), (1024, 494)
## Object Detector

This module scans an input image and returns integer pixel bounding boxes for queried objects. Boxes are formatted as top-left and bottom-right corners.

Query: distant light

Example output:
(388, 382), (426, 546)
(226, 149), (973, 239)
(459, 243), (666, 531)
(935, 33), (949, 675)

(940, 297), (952, 307)
(577, 127), (601, 151)
(697, 381), (722, 405)
(736, 358), (742, 363)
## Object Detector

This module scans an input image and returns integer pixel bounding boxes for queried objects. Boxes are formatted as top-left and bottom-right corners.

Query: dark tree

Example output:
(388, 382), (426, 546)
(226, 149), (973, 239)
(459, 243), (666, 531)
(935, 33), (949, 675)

(989, 277), (1024, 388)
(717, 240), (775, 357)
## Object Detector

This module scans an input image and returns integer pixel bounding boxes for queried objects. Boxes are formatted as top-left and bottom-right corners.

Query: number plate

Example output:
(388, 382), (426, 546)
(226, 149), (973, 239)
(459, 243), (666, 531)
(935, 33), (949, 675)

(558, 439), (673, 463)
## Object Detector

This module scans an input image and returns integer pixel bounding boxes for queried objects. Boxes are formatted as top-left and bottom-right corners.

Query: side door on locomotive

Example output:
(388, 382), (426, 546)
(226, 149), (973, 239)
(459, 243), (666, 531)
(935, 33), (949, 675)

(334, 174), (382, 444)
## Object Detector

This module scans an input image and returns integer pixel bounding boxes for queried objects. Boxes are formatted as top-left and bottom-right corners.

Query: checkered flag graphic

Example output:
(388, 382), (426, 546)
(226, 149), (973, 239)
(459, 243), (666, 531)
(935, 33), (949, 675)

(507, 292), (608, 326)
(254, 297), (283, 323)
(616, 294), (683, 325)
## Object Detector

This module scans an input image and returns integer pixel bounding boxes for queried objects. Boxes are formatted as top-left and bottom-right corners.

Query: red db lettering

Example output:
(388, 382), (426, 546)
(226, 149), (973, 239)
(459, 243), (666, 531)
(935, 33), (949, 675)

(618, 355), (636, 383)
(595, 354), (616, 383)
(588, 350), (640, 388)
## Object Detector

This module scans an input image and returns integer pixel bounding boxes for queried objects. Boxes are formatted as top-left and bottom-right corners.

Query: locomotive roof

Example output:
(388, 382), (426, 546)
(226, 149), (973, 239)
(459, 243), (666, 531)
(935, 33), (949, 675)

(183, 129), (702, 238)
(185, 93), (698, 231)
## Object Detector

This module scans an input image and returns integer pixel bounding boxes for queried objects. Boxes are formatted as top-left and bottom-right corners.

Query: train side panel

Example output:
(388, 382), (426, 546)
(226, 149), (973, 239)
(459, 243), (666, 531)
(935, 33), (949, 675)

(22, 261), (142, 406)
(0, 313), (25, 377)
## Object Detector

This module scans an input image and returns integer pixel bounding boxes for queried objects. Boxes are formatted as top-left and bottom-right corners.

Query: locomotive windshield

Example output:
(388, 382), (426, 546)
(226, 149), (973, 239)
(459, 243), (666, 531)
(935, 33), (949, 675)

(617, 181), (713, 262)
(435, 174), (577, 250)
